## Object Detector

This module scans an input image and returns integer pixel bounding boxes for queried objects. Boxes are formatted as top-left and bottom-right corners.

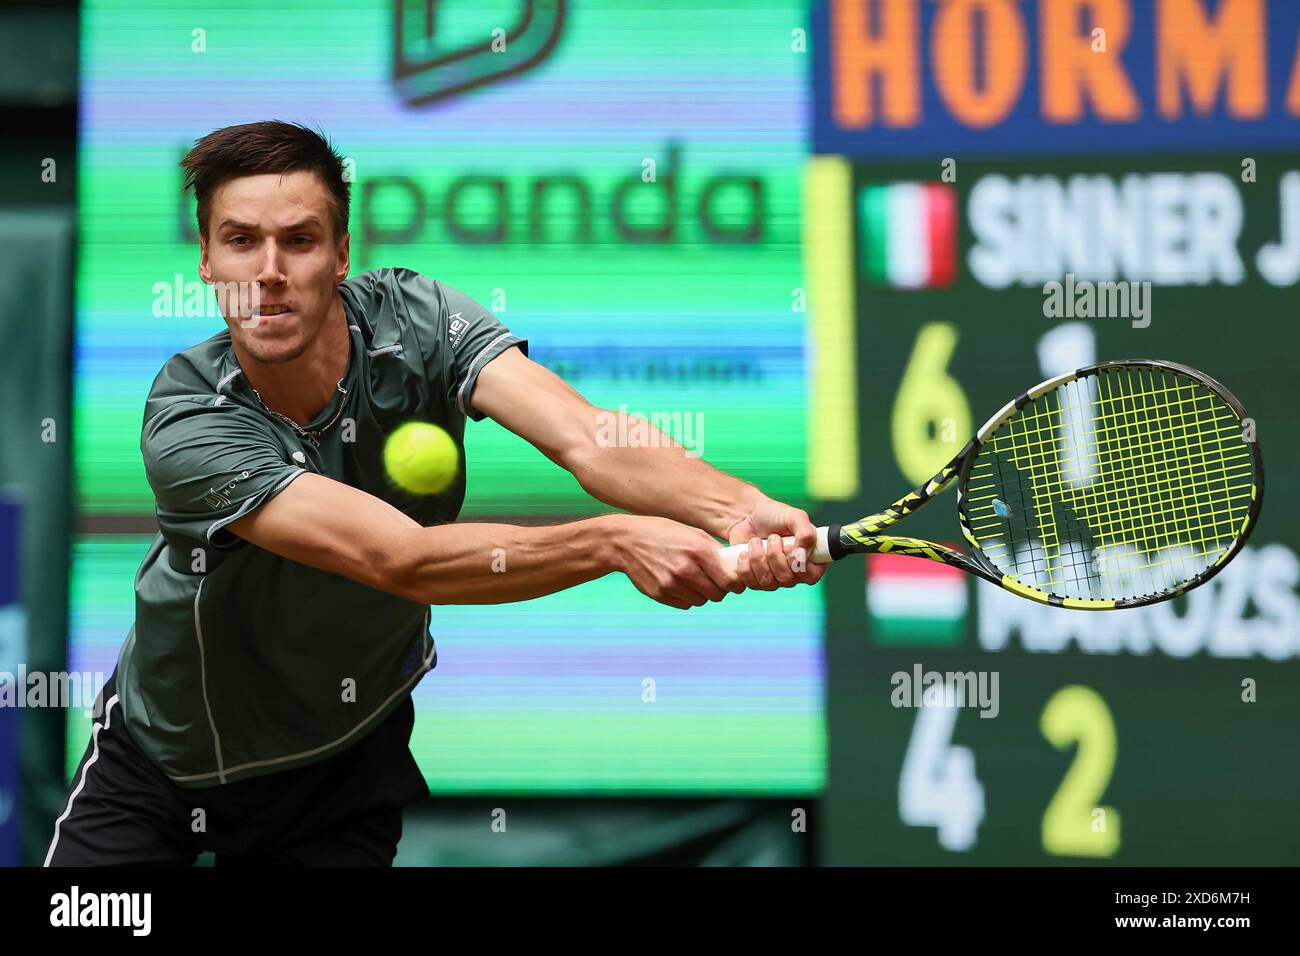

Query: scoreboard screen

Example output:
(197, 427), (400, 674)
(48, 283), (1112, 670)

(813, 1), (1300, 864)
(822, 153), (1300, 865)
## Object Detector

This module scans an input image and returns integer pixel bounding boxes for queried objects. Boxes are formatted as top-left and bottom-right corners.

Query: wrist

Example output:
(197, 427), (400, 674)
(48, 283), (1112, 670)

(591, 513), (633, 573)
(723, 485), (767, 539)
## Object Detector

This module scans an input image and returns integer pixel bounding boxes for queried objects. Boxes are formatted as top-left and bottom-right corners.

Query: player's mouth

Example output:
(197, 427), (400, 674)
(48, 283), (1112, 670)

(254, 304), (295, 317)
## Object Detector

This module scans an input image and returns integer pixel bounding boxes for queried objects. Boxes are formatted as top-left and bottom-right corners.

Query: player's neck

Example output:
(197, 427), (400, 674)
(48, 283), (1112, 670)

(236, 297), (350, 426)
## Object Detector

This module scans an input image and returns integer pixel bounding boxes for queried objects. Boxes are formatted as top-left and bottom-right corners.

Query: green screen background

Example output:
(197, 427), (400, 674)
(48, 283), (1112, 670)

(70, 0), (825, 794)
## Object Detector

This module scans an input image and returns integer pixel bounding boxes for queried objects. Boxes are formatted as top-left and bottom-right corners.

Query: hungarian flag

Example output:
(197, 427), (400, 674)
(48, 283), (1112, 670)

(858, 182), (957, 289)
(866, 552), (967, 647)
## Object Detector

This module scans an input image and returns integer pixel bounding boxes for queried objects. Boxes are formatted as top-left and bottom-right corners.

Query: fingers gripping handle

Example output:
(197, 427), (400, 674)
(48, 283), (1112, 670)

(717, 526), (833, 574)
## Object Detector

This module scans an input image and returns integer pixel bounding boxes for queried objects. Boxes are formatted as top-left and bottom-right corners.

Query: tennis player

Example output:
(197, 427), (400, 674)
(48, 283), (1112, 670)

(45, 121), (825, 866)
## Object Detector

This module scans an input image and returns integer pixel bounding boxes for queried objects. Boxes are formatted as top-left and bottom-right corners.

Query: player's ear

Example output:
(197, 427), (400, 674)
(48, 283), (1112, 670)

(197, 234), (212, 284)
(334, 231), (350, 283)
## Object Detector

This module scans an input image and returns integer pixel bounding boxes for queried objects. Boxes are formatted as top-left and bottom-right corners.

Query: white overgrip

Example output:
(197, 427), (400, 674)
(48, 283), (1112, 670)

(717, 525), (833, 574)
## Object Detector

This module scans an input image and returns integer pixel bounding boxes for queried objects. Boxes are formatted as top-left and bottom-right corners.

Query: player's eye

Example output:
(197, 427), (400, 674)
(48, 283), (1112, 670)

(228, 235), (250, 247)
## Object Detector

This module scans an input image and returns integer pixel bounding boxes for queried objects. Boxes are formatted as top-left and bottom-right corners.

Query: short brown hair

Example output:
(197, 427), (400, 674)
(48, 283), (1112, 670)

(180, 120), (350, 242)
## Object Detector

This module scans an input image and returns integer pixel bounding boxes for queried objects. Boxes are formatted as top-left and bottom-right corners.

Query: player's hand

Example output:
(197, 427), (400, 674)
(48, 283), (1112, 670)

(726, 497), (828, 591)
(616, 516), (745, 610)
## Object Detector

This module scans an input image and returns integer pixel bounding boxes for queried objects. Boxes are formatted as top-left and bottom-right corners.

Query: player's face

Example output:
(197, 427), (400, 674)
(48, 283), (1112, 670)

(199, 170), (349, 364)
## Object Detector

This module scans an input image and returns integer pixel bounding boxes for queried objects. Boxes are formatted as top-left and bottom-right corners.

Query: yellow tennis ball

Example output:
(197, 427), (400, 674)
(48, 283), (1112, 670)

(384, 422), (459, 495)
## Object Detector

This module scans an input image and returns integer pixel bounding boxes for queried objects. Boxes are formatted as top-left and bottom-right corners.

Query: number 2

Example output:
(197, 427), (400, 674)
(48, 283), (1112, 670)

(1040, 685), (1121, 858)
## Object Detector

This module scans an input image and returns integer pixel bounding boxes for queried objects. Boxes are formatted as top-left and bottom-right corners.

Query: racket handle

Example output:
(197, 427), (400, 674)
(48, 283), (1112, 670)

(717, 526), (833, 574)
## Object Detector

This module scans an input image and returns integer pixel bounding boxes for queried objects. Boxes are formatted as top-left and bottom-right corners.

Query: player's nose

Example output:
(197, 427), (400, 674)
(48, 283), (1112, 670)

(254, 245), (288, 284)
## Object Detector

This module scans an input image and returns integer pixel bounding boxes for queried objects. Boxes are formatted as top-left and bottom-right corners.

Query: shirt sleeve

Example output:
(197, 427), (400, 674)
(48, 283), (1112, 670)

(142, 400), (307, 549)
(393, 270), (529, 422)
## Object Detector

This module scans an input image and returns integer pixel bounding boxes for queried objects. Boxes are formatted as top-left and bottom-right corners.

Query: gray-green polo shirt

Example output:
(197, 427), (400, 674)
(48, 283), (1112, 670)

(117, 267), (527, 787)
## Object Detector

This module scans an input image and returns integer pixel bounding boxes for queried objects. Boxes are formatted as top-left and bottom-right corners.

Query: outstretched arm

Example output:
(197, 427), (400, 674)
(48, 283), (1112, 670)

(470, 346), (826, 590)
(227, 472), (739, 610)
(227, 473), (621, 605)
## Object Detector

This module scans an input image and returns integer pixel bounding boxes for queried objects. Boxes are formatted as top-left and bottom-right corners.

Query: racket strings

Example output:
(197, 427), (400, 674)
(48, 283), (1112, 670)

(1030, 375), (1231, 596)
(965, 367), (1256, 601)
(1032, 374), (1240, 594)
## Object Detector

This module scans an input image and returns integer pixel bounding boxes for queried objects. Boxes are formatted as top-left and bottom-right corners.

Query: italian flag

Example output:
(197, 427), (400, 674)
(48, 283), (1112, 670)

(858, 182), (957, 289)
(866, 552), (967, 647)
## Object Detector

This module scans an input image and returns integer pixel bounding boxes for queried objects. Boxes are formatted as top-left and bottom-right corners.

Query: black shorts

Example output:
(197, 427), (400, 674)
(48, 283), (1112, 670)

(44, 672), (430, 866)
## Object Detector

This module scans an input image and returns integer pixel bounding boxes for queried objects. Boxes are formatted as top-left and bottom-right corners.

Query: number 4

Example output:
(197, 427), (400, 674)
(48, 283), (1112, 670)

(898, 684), (985, 851)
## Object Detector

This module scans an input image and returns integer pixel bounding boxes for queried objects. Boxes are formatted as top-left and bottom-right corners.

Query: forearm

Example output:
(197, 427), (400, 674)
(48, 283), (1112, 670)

(393, 513), (627, 605)
(566, 411), (763, 539)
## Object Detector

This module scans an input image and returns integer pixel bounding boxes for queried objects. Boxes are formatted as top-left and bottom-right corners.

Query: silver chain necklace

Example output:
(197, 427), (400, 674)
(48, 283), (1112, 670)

(251, 377), (349, 447)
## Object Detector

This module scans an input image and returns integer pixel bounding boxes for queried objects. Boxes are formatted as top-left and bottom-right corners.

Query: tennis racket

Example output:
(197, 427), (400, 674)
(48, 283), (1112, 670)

(718, 359), (1263, 610)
